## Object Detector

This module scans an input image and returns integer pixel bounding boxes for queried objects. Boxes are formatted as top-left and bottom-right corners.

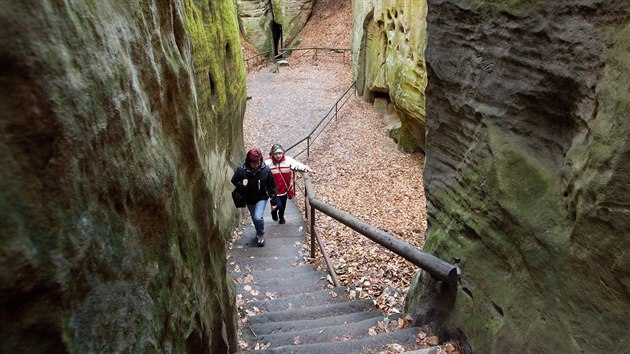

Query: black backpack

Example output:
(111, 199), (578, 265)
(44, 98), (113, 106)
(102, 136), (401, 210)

(231, 188), (246, 208)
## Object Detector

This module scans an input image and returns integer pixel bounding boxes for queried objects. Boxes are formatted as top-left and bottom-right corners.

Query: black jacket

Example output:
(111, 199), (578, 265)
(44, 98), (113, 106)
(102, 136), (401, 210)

(231, 162), (278, 206)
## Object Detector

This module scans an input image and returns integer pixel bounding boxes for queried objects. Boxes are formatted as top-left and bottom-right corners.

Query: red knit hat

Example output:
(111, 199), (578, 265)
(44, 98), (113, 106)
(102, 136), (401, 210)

(246, 148), (262, 163)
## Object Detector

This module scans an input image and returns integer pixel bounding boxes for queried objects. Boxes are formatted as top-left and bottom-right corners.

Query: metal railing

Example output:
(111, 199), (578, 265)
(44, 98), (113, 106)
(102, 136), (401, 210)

(280, 80), (459, 286)
(244, 52), (270, 73)
(244, 46), (351, 73)
(293, 173), (458, 286)
(275, 46), (351, 65)
(284, 80), (356, 159)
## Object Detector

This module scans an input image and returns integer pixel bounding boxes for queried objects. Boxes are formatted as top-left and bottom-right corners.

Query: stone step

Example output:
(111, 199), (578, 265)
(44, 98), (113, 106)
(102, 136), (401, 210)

(236, 271), (330, 301)
(228, 256), (305, 273)
(402, 347), (444, 354)
(240, 327), (423, 354)
(233, 223), (307, 245)
(247, 313), (404, 348)
(248, 311), (384, 336)
(233, 263), (317, 283)
(243, 287), (351, 313)
(228, 238), (307, 259)
(248, 299), (376, 325)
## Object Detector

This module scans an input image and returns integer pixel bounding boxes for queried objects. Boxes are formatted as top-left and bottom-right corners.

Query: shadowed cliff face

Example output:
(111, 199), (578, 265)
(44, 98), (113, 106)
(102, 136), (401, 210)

(0, 0), (245, 352)
(236, 0), (315, 56)
(406, 1), (630, 352)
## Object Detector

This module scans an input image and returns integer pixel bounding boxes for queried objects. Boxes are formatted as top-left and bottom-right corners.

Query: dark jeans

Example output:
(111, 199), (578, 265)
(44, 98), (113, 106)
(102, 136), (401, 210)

(272, 194), (288, 219)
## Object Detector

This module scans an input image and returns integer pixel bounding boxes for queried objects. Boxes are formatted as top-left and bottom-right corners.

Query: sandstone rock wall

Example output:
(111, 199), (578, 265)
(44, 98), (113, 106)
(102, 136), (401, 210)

(0, 0), (246, 352)
(352, 0), (428, 152)
(237, 0), (315, 57)
(406, 1), (630, 352)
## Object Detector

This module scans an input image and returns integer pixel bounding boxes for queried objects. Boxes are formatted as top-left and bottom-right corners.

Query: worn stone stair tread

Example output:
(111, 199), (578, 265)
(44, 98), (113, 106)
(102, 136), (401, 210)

(236, 272), (330, 300)
(243, 287), (351, 313)
(228, 256), (305, 272)
(248, 299), (376, 325)
(233, 263), (317, 281)
(248, 313), (404, 347)
(248, 311), (384, 335)
(240, 327), (422, 354)
(228, 240), (307, 259)
(234, 226), (306, 245)
(401, 347), (443, 354)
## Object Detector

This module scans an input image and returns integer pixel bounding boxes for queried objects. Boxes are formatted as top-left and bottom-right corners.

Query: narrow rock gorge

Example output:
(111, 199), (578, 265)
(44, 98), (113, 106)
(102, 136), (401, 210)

(403, 1), (630, 353)
(0, 0), (245, 352)
(236, 0), (315, 57)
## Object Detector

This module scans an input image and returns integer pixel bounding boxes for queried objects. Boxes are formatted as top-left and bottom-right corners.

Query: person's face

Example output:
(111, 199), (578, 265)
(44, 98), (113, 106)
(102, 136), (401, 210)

(273, 151), (283, 162)
(249, 159), (261, 169)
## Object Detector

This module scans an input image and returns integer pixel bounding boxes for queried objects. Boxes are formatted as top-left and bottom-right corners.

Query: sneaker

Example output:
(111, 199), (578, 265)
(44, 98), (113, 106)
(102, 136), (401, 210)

(271, 211), (278, 221)
(256, 234), (265, 247)
(279, 217), (286, 224)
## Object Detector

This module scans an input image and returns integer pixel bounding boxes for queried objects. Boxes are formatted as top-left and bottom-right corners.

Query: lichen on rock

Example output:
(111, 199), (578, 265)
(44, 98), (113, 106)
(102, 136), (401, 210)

(406, 1), (630, 352)
(0, 0), (246, 352)
(352, 0), (428, 153)
(236, 0), (315, 57)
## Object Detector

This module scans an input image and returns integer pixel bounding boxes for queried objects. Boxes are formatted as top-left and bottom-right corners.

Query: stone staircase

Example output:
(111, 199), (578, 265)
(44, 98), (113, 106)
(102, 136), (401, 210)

(228, 200), (444, 354)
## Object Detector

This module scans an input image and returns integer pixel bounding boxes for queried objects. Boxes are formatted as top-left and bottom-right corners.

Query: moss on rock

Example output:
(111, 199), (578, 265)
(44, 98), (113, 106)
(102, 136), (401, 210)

(408, 1), (630, 352)
(353, 0), (428, 153)
(0, 0), (246, 352)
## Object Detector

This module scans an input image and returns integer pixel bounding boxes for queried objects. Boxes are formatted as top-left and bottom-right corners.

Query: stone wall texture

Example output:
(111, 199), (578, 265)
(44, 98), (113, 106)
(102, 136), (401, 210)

(406, 1), (630, 353)
(352, 0), (428, 152)
(0, 0), (246, 352)
(236, 0), (315, 56)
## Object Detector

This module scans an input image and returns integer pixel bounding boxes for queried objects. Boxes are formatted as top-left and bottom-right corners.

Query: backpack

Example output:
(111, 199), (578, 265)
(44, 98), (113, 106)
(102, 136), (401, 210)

(231, 188), (246, 208)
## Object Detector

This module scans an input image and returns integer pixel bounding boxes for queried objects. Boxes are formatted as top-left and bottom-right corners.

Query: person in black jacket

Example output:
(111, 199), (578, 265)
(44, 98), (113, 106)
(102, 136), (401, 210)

(231, 148), (278, 247)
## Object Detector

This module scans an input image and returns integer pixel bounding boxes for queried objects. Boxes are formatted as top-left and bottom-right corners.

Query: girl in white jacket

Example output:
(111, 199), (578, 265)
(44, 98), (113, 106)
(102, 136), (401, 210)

(264, 144), (312, 224)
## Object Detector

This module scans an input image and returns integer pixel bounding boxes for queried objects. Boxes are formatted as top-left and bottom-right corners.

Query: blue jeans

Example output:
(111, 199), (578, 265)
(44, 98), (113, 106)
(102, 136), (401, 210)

(247, 199), (267, 236)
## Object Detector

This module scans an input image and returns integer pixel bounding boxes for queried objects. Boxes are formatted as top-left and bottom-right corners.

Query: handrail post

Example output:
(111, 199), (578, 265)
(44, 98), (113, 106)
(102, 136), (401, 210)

(307, 137), (310, 158)
(335, 102), (338, 122)
(310, 205), (316, 259)
(304, 181), (309, 219)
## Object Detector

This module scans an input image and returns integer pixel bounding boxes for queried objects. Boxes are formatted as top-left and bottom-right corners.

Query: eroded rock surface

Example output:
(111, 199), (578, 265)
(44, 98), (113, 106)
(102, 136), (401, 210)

(0, 0), (245, 352)
(406, 1), (630, 353)
(237, 0), (315, 57)
(352, 0), (428, 152)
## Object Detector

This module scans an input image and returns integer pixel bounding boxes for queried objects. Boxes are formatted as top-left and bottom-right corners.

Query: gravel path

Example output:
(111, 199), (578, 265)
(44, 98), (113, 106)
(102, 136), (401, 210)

(244, 64), (351, 151)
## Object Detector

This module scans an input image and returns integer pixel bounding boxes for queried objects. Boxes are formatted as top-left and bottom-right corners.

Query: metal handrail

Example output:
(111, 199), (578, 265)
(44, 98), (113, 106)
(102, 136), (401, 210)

(274, 46), (351, 62)
(244, 52), (270, 73)
(285, 80), (356, 158)
(299, 173), (459, 286)
(244, 46), (350, 73)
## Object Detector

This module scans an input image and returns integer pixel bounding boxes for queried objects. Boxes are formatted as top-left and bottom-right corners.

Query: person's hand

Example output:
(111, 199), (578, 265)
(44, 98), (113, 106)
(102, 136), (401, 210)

(306, 167), (314, 174)
(271, 204), (277, 211)
(242, 179), (248, 186)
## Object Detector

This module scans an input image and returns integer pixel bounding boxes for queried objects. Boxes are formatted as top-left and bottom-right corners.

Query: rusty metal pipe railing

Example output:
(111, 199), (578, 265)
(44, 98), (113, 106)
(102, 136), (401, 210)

(300, 174), (340, 287)
(302, 173), (459, 286)
(285, 81), (356, 156)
